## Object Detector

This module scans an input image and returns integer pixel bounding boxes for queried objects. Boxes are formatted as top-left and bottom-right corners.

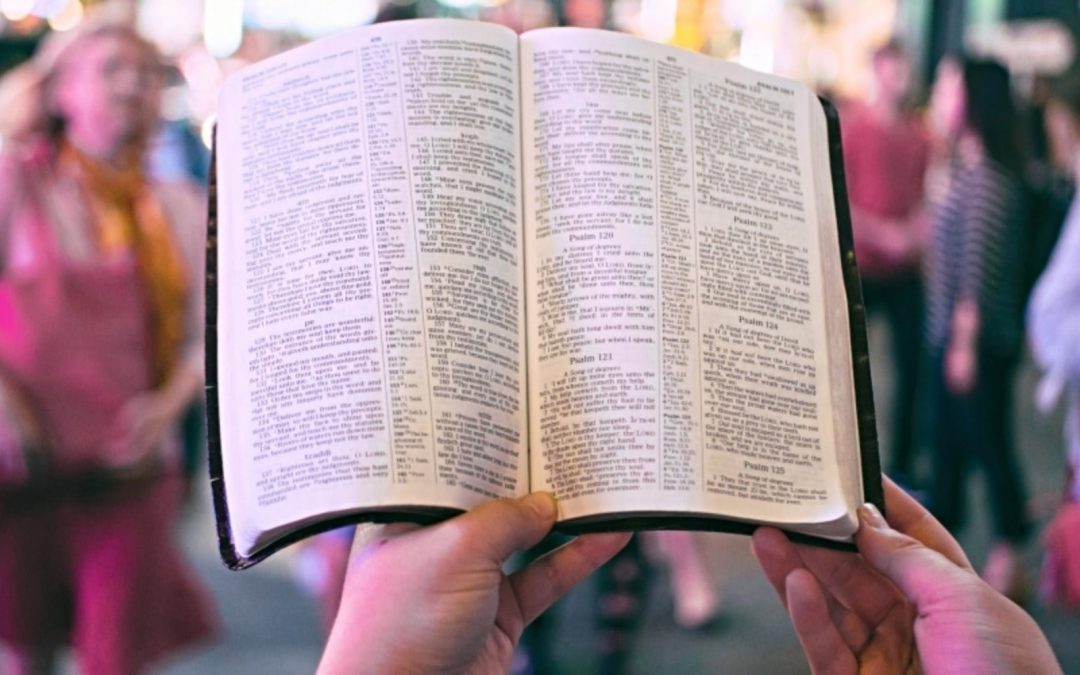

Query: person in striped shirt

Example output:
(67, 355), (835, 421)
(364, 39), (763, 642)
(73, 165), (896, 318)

(923, 56), (1032, 600)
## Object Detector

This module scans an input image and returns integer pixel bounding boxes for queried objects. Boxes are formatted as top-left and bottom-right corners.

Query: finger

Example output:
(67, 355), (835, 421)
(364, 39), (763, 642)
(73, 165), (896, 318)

(751, 527), (804, 607)
(855, 502), (976, 608)
(856, 599), (917, 673)
(785, 569), (858, 675)
(823, 588), (872, 654)
(753, 528), (872, 652)
(880, 476), (972, 569)
(445, 492), (559, 564)
(509, 532), (631, 626)
(795, 543), (904, 631)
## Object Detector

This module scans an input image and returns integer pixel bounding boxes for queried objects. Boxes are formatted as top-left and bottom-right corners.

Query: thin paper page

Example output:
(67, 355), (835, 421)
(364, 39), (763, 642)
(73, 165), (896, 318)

(521, 28), (851, 526)
(216, 19), (526, 557)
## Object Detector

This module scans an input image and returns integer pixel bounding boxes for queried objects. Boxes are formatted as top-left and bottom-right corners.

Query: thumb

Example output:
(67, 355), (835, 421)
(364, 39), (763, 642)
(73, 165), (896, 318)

(448, 492), (558, 565)
(855, 503), (973, 608)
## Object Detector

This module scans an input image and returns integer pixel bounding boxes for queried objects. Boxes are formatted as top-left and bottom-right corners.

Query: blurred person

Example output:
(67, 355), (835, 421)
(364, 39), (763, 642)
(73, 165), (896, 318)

(558, 0), (608, 29)
(482, 0), (556, 34)
(841, 40), (931, 489)
(924, 56), (1032, 600)
(0, 19), (217, 675)
(646, 530), (720, 630)
(314, 484), (1062, 674)
(1029, 64), (1080, 608)
(1021, 76), (1074, 297)
(294, 527), (357, 633)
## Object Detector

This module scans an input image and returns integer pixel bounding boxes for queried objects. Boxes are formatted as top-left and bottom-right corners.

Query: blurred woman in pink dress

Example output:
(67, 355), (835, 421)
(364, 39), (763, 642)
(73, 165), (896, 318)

(0, 19), (217, 675)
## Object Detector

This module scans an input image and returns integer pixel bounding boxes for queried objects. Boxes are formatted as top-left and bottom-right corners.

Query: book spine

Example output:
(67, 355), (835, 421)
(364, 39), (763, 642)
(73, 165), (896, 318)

(819, 97), (885, 514)
(205, 127), (245, 568)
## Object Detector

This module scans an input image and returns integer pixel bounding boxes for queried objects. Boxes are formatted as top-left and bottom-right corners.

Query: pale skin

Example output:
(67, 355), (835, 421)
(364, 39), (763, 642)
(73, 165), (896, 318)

(752, 478), (1061, 674)
(0, 31), (201, 675)
(927, 58), (983, 396)
(45, 32), (200, 471)
(849, 49), (929, 271)
(319, 481), (1060, 674)
(318, 492), (631, 674)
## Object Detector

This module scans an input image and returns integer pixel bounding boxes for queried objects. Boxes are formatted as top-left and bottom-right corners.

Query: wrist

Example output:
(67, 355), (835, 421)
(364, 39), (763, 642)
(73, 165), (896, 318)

(320, 613), (413, 675)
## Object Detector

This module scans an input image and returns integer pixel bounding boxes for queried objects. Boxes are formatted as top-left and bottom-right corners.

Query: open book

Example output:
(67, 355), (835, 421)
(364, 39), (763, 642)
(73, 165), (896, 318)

(208, 19), (881, 569)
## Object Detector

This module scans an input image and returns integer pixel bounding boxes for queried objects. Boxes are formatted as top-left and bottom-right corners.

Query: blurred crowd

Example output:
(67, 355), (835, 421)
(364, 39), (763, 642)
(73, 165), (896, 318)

(0, 0), (1079, 673)
(835, 37), (1080, 609)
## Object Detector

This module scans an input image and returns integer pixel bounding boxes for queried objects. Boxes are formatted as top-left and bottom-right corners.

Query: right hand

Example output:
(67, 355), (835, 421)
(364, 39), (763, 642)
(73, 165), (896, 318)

(752, 478), (1062, 674)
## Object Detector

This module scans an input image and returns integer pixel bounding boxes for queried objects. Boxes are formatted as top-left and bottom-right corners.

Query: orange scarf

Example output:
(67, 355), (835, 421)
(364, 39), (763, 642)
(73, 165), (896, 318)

(62, 144), (188, 385)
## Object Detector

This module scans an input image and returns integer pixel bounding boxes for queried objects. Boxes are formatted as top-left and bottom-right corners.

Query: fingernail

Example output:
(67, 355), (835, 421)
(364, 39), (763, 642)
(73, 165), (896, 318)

(523, 491), (557, 520)
(858, 503), (887, 529)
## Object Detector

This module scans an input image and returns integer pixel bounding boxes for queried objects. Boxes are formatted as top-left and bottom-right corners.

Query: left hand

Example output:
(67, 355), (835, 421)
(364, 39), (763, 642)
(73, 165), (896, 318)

(317, 492), (630, 674)
(106, 391), (178, 469)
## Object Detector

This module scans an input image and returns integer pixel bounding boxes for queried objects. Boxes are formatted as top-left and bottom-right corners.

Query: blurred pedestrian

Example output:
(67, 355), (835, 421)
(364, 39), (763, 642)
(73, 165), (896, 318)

(841, 40), (931, 488)
(0, 19), (217, 674)
(646, 530), (721, 630)
(294, 527), (356, 633)
(1029, 63), (1080, 609)
(924, 56), (1032, 600)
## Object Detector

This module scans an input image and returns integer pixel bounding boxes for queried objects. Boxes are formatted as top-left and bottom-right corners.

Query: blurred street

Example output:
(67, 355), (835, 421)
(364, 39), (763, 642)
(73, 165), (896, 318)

(159, 325), (1080, 674)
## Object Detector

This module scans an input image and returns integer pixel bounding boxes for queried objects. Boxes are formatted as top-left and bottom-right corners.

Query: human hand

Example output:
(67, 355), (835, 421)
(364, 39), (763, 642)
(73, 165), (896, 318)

(944, 339), (976, 394)
(945, 299), (979, 394)
(317, 492), (630, 674)
(106, 391), (178, 470)
(873, 220), (915, 262)
(752, 478), (1062, 674)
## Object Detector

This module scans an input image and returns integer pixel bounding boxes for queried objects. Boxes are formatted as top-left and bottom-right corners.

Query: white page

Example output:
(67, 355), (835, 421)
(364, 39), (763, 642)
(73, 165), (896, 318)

(216, 19), (526, 557)
(521, 28), (856, 530)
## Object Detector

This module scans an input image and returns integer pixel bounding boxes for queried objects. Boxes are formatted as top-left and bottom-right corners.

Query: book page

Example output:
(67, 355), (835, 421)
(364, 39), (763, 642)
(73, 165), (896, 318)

(521, 28), (858, 531)
(216, 19), (526, 557)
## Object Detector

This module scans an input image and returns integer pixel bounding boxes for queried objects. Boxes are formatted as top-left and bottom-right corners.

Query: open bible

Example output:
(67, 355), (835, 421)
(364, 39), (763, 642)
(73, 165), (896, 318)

(207, 19), (881, 569)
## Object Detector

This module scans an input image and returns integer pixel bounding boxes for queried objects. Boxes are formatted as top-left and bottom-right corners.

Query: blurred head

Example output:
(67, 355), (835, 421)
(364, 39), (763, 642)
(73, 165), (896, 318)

(930, 55), (1021, 171)
(48, 25), (163, 155)
(0, 20), (162, 157)
(871, 40), (912, 109)
(961, 57), (1021, 171)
